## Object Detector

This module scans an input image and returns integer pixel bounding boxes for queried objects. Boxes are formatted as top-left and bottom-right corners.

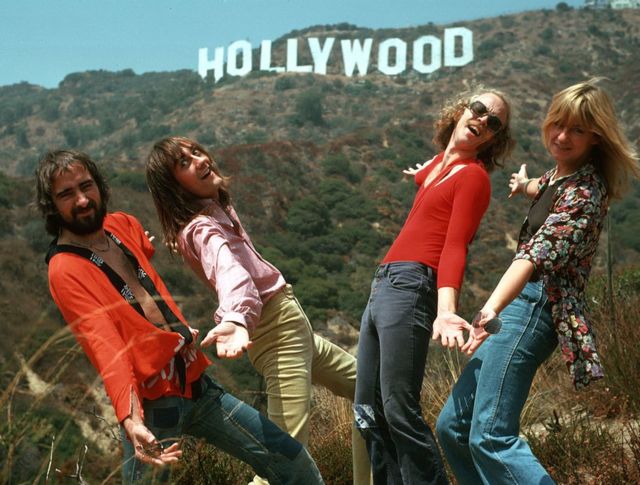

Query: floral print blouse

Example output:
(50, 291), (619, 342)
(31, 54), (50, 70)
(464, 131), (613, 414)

(515, 162), (608, 389)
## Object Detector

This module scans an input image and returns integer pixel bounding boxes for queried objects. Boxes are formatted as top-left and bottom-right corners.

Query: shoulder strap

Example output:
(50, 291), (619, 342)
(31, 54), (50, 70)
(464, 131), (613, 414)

(47, 235), (193, 392)
(46, 235), (192, 345)
(105, 232), (192, 343)
(47, 242), (146, 316)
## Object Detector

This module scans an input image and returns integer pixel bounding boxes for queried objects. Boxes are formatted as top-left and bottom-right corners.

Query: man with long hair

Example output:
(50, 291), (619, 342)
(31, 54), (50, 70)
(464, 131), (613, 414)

(354, 87), (515, 484)
(36, 150), (323, 484)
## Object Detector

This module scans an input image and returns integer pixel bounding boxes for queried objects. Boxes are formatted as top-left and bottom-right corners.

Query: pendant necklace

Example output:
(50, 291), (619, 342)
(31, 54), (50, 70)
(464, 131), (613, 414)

(70, 234), (111, 252)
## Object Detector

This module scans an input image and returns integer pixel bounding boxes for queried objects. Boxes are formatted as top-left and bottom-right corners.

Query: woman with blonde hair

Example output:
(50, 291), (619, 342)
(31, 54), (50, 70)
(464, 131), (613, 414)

(436, 79), (640, 484)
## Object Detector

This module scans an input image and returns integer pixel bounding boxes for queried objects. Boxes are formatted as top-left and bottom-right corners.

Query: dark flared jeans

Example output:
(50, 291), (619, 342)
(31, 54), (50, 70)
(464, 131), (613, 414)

(355, 262), (448, 484)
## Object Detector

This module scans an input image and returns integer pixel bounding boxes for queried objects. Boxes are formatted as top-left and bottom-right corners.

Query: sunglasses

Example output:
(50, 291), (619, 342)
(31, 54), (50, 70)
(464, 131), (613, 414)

(468, 100), (503, 133)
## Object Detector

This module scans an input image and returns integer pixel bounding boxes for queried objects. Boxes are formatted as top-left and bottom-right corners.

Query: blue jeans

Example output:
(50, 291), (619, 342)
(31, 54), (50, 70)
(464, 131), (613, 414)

(121, 374), (323, 484)
(354, 262), (448, 485)
(436, 280), (558, 485)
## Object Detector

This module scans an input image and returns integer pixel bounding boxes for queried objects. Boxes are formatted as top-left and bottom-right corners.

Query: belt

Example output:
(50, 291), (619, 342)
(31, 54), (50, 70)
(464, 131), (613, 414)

(190, 373), (211, 402)
(375, 261), (436, 279)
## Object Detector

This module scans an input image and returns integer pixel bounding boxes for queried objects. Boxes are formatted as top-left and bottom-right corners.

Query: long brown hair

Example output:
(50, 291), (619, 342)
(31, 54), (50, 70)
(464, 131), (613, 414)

(146, 136), (231, 248)
(432, 87), (516, 172)
(35, 150), (111, 235)
(542, 78), (640, 200)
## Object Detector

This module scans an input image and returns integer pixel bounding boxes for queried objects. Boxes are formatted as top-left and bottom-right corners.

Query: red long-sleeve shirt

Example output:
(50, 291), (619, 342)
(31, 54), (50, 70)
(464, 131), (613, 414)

(382, 154), (491, 289)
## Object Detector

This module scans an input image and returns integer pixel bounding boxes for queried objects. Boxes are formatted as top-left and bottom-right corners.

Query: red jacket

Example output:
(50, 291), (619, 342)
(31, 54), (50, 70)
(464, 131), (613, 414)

(48, 212), (210, 422)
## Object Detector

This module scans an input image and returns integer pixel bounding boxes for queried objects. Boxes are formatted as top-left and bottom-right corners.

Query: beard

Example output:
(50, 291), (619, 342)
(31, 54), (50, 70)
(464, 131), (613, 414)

(58, 200), (107, 235)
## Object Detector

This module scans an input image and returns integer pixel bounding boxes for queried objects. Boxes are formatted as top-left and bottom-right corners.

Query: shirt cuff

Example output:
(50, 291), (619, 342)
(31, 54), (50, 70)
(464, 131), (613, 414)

(220, 312), (248, 329)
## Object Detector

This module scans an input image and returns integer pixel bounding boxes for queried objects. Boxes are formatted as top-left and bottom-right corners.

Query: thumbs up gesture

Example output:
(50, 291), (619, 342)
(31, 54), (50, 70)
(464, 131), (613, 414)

(508, 163), (529, 199)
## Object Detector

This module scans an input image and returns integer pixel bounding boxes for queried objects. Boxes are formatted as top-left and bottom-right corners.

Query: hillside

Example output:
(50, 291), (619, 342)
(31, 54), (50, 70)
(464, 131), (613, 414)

(1, 6), (639, 482)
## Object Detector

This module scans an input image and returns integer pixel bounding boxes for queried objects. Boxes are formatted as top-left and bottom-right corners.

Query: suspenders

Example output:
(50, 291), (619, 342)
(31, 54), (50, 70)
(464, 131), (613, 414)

(46, 231), (193, 392)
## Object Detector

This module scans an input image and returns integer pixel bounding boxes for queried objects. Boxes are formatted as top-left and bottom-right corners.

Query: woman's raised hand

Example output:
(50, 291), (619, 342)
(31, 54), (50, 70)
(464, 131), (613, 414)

(461, 308), (497, 355)
(402, 161), (427, 176)
(508, 164), (529, 198)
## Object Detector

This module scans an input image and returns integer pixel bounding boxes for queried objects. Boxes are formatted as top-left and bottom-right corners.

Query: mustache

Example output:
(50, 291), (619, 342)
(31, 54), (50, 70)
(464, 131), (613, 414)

(71, 200), (97, 218)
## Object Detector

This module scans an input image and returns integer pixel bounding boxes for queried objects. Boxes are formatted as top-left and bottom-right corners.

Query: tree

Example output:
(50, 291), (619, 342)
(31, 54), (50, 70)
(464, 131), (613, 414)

(293, 88), (324, 126)
(286, 198), (331, 237)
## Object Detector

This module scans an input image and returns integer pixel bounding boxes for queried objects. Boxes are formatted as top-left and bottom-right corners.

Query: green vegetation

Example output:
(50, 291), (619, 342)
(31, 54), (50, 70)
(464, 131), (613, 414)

(0, 7), (639, 482)
(292, 88), (325, 126)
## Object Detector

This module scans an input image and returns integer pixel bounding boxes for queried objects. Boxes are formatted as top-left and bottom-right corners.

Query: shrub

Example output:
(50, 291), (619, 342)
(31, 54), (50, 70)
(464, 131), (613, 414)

(534, 44), (552, 57)
(15, 126), (30, 148)
(40, 97), (61, 122)
(198, 130), (217, 146)
(138, 122), (171, 142)
(172, 438), (253, 484)
(243, 129), (268, 144)
(22, 220), (50, 253)
(587, 267), (640, 412)
(292, 88), (324, 126)
(321, 153), (361, 183)
(526, 412), (640, 484)
(274, 76), (296, 91)
(62, 124), (101, 148)
(540, 27), (554, 42)
(286, 198), (331, 237)
(309, 389), (354, 484)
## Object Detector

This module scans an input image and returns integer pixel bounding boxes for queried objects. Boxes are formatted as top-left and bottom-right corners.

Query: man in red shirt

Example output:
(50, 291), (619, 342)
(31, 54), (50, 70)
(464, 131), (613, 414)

(36, 150), (323, 484)
(354, 89), (516, 484)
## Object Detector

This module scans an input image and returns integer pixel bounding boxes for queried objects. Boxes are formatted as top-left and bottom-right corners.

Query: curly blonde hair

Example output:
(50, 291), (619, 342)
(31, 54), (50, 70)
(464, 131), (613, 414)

(432, 86), (516, 172)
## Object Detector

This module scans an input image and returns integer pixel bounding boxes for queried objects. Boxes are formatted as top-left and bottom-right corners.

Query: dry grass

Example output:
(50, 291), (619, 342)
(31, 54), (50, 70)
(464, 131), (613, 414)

(525, 414), (640, 484)
(2, 268), (639, 483)
(309, 388), (355, 484)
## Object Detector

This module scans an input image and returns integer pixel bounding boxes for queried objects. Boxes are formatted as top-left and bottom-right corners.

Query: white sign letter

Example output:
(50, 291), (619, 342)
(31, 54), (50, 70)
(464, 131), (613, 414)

(378, 38), (407, 76)
(413, 36), (442, 74)
(227, 40), (252, 77)
(260, 40), (285, 73)
(287, 38), (313, 72)
(340, 38), (373, 77)
(198, 47), (225, 82)
(308, 37), (335, 75)
(444, 27), (473, 67)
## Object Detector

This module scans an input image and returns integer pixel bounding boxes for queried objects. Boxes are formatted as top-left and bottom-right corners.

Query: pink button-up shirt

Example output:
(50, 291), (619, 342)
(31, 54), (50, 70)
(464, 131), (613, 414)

(178, 200), (286, 333)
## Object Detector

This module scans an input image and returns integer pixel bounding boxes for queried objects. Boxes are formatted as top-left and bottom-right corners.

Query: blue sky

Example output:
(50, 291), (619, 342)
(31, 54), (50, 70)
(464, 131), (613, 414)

(0, 0), (584, 88)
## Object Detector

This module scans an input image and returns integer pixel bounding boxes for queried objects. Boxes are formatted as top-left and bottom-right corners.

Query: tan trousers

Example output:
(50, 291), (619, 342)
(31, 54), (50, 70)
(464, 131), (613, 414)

(247, 284), (371, 485)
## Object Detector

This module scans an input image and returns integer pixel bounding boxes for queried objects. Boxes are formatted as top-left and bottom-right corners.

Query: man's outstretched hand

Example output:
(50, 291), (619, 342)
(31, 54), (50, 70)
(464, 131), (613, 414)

(201, 321), (253, 359)
(432, 311), (473, 349)
(123, 420), (182, 467)
(402, 161), (428, 176)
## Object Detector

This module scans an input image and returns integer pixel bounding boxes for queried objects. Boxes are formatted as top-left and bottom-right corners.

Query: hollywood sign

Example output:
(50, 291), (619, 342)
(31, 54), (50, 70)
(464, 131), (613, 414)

(198, 27), (473, 83)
